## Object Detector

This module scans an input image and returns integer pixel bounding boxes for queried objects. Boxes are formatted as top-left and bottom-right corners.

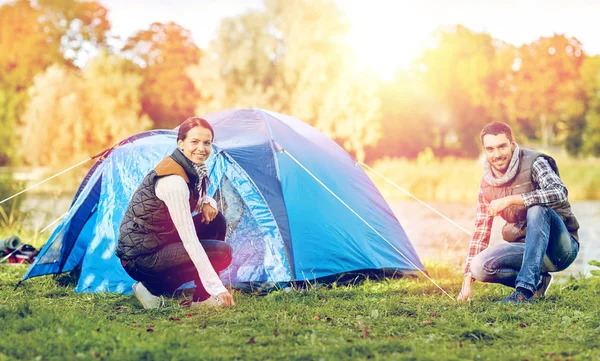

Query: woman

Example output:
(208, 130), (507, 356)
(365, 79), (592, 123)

(116, 117), (235, 309)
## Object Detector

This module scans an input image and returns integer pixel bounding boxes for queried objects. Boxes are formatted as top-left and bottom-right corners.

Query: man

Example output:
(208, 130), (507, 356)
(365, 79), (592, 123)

(458, 121), (580, 303)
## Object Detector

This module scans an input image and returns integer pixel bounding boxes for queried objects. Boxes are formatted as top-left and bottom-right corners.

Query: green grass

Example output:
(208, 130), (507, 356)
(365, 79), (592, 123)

(369, 154), (600, 202)
(1, 265), (599, 361)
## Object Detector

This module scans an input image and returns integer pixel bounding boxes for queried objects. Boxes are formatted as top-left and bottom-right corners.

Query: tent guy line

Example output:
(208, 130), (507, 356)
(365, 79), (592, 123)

(285, 149), (456, 302)
(0, 158), (94, 207)
(359, 162), (474, 238)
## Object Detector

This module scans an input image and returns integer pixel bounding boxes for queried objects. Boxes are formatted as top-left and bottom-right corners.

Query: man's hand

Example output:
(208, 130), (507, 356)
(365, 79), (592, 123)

(201, 203), (218, 224)
(216, 291), (235, 307)
(488, 197), (510, 217)
(457, 275), (474, 301)
(488, 195), (523, 217)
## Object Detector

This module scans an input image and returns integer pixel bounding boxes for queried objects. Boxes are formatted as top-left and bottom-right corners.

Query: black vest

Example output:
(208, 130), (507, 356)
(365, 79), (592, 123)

(116, 150), (201, 260)
(481, 148), (579, 242)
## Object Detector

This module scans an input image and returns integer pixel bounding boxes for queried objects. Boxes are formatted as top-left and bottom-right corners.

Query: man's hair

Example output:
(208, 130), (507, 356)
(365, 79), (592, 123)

(480, 121), (514, 144)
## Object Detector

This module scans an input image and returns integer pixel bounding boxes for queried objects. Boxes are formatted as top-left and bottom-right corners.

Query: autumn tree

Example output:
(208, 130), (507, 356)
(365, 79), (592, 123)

(416, 25), (516, 157)
(188, 0), (381, 161)
(37, 0), (111, 64)
(123, 22), (201, 129)
(510, 34), (586, 151)
(20, 51), (151, 167)
(0, 0), (62, 165)
(0, 0), (110, 165)
(369, 72), (437, 161)
(580, 55), (600, 156)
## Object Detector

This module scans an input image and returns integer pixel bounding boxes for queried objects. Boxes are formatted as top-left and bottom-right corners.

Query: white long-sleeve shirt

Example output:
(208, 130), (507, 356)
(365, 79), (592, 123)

(155, 175), (227, 296)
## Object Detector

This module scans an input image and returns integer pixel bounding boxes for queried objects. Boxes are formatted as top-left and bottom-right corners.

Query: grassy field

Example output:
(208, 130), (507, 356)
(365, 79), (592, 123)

(1, 265), (599, 361)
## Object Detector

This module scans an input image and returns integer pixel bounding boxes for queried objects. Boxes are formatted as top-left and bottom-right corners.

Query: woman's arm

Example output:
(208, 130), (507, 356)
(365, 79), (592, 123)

(155, 175), (228, 296)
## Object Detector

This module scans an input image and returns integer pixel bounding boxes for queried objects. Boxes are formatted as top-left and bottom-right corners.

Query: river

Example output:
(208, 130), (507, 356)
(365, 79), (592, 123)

(388, 200), (599, 278)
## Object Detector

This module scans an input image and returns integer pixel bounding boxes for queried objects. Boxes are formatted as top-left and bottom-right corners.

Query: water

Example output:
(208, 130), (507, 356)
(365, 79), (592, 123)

(389, 200), (600, 278)
(17, 196), (600, 277)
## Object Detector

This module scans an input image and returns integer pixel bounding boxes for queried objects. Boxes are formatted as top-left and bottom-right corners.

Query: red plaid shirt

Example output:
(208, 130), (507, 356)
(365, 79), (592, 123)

(464, 157), (568, 276)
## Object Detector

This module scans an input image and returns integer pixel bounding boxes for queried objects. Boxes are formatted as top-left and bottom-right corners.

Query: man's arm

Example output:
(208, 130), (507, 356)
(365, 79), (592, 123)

(487, 157), (567, 216)
(521, 157), (568, 207)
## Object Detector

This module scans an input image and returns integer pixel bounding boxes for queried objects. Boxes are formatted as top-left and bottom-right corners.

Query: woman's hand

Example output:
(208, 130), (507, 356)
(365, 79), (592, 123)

(201, 203), (218, 224)
(217, 291), (235, 307)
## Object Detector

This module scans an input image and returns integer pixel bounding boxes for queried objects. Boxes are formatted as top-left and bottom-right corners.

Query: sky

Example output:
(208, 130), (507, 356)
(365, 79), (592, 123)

(98, 0), (600, 79)
(3, 0), (599, 79)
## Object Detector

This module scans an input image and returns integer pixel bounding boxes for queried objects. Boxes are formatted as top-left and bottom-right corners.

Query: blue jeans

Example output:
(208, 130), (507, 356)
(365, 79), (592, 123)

(471, 206), (579, 293)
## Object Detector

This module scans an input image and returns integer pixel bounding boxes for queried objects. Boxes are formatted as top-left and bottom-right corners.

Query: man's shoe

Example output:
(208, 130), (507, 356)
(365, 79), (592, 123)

(190, 296), (223, 309)
(534, 273), (553, 298)
(498, 290), (533, 304)
(132, 282), (163, 309)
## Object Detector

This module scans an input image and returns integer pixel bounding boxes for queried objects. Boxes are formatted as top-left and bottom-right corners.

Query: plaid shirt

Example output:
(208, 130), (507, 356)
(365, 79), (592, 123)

(464, 157), (568, 276)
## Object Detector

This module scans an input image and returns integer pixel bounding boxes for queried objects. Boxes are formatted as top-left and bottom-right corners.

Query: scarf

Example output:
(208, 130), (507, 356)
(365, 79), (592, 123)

(482, 143), (520, 186)
(177, 148), (208, 195)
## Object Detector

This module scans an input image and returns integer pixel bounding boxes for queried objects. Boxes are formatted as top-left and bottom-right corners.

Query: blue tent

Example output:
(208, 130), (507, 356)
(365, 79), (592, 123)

(22, 109), (424, 293)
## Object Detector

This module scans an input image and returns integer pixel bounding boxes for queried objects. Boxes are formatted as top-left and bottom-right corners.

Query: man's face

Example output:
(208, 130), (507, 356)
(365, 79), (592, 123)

(482, 133), (516, 174)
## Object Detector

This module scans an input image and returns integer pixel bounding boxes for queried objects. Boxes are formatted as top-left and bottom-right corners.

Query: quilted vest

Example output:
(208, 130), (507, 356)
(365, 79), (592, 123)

(481, 148), (579, 242)
(116, 150), (201, 260)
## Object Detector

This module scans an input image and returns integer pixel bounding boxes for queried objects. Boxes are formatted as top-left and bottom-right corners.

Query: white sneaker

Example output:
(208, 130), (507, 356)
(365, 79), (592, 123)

(190, 296), (223, 309)
(132, 282), (163, 309)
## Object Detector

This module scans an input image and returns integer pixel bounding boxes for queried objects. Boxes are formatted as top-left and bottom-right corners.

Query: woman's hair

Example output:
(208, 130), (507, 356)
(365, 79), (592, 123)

(177, 117), (214, 142)
(480, 121), (514, 144)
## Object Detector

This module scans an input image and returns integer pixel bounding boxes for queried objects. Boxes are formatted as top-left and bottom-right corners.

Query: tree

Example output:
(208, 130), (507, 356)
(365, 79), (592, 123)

(0, 0), (62, 165)
(37, 0), (111, 64)
(580, 55), (600, 156)
(0, 0), (110, 166)
(123, 22), (202, 129)
(368, 72), (437, 161)
(509, 34), (586, 151)
(188, 0), (381, 161)
(20, 51), (151, 167)
(416, 25), (516, 157)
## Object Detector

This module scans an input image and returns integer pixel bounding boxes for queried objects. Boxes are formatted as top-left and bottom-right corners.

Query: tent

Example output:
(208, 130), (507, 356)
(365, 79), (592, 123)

(21, 109), (424, 293)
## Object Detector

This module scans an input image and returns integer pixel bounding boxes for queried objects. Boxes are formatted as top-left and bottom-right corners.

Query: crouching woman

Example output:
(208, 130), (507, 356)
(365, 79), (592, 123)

(116, 117), (234, 309)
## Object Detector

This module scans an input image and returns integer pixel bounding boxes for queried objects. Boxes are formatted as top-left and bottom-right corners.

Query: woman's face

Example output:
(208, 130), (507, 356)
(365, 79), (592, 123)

(178, 126), (213, 165)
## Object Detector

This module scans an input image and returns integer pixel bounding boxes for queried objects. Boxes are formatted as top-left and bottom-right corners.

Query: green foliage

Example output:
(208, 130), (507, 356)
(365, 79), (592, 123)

(415, 25), (516, 157)
(590, 260), (600, 278)
(0, 172), (23, 224)
(2, 0), (600, 166)
(1, 265), (599, 360)
(580, 55), (600, 156)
